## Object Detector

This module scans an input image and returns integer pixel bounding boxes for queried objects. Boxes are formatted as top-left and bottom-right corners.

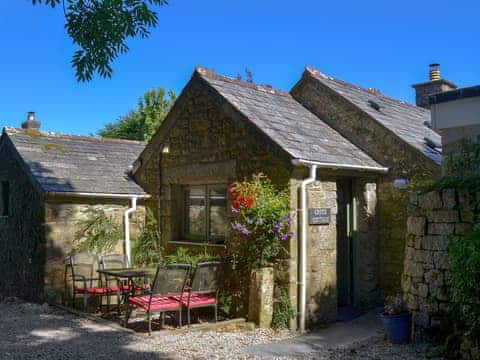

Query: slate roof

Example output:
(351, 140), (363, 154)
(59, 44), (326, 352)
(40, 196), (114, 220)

(3, 127), (147, 196)
(305, 67), (442, 164)
(197, 68), (385, 170)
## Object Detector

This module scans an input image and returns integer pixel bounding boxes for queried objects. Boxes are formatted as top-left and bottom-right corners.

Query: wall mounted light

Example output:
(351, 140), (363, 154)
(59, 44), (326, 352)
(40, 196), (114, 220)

(161, 143), (170, 154)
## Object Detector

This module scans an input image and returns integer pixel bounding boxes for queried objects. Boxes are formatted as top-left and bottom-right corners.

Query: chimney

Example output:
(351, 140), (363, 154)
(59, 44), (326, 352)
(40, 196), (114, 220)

(21, 112), (41, 130)
(412, 64), (457, 109)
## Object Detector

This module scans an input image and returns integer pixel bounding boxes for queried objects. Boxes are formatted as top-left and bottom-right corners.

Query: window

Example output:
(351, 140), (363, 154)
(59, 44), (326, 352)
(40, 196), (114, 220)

(1, 181), (10, 217)
(182, 185), (228, 244)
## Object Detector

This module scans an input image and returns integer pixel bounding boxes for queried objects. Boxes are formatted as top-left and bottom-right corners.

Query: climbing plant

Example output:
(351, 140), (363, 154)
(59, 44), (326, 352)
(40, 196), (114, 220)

(225, 173), (296, 326)
(131, 209), (162, 266)
(74, 207), (122, 254)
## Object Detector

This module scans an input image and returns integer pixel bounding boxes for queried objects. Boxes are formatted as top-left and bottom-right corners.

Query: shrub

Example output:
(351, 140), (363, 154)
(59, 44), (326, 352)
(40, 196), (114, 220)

(163, 247), (217, 269)
(131, 209), (162, 266)
(272, 288), (296, 329)
(218, 293), (233, 318)
(409, 137), (480, 194)
(447, 224), (480, 340)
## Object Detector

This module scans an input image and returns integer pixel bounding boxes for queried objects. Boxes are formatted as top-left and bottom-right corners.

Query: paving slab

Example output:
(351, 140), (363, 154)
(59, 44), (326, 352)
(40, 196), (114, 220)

(242, 309), (383, 357)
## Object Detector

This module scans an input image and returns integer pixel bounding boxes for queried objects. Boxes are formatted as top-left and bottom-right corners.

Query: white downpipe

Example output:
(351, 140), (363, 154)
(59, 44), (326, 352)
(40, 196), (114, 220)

(124, 196), (138, 267)
(299, 164), (317, 332)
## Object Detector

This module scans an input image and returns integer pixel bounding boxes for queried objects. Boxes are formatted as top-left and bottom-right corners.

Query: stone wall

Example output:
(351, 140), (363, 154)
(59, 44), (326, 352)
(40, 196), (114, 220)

(305, 176), (338, 324)
(0, 135), (45, 301)
(44, 197), (146, 301)
(402, 189), (474, 334)
(355, 179), (381, 308)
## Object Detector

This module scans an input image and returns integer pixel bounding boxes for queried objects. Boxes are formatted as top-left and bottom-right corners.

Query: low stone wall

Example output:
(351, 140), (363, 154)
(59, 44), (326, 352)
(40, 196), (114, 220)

(402, 189), (475, 335)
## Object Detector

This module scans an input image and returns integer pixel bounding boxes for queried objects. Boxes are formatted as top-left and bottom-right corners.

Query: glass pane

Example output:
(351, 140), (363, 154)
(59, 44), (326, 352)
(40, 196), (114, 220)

(209, 186), (227, 242)
(184, 187), (206, 238)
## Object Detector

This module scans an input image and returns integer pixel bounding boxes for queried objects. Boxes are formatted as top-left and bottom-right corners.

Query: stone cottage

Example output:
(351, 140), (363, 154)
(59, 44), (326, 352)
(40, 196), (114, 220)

(0, 116), (148, 301)
(133, 66), (445, 329)
(1, 64), (451, 330)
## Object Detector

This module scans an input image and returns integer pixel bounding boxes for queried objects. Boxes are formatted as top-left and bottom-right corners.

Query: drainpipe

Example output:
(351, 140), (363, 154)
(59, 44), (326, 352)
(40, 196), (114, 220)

(292, 158), (387, 331)
(124, 196), (138, 266)
(298, 164), (317, 332)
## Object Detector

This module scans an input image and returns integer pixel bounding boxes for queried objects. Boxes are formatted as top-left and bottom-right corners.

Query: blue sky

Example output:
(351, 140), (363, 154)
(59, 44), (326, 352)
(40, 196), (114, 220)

(0, 0), (478, 135)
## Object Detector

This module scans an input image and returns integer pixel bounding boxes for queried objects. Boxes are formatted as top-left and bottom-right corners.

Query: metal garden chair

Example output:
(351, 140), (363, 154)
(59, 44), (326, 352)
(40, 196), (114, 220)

(179, 261), (222, 326)
(69, 252), (109, 312)
(100, 254), (151, 311)
(125, 263), (191, 334)
(100, 254), (129, 312)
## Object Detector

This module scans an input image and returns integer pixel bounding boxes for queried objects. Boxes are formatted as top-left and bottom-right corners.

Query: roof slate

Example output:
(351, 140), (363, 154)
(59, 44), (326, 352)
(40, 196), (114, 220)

(197, 68), (384, 170)
(306, 68), (442, 164)
(4, 127), (147, 195)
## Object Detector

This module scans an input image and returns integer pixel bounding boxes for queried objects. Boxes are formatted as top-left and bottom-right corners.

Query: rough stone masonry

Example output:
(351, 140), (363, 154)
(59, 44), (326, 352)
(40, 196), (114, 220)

(402, 189), (475, 336)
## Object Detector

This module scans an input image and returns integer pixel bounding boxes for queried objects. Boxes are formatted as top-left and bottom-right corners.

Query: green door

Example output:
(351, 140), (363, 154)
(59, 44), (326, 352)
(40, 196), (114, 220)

(337, 178), (354, 307)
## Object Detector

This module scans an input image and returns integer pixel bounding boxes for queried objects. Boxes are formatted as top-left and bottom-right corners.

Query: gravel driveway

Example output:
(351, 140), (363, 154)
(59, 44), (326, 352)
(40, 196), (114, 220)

(0, 298), (432, 359)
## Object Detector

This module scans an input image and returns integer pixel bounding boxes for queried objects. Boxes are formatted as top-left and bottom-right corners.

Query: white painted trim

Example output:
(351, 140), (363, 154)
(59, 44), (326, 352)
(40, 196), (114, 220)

(46, 191), (151, 199)
(292, 158), (389, 173)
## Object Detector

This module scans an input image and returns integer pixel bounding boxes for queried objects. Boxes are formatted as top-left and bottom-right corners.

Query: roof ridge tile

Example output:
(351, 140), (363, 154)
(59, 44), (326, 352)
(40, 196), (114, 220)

(305, 67), (430, 113)
(4, 127), (146, 145)
(195, 66), (291, 97)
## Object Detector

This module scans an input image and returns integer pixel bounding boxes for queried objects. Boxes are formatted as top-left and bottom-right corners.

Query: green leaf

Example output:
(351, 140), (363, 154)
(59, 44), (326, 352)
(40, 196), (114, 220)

(33, 0), (168, 81)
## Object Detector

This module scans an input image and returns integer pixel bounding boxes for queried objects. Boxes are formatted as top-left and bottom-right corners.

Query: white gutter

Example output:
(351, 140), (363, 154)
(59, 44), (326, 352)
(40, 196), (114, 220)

(292, 159), (389, 173)
(46, 191), (151, 199)
(298, 164), (317, 332)
(124, 196), (138, 267)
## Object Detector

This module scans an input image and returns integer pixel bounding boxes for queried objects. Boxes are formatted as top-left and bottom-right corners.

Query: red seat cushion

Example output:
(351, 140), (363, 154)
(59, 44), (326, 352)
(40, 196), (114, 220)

(173, 292), (217, 307)
(74, 287), (110, 295)
(128, 295), (181, 312)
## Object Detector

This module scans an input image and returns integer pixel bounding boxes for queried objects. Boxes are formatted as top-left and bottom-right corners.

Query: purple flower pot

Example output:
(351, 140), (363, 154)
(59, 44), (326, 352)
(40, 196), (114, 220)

(380, 312), (412, 344)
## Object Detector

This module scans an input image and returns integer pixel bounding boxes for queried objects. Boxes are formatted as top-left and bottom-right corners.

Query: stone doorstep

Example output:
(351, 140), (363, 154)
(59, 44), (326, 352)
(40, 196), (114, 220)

(52, 303), (253, 336)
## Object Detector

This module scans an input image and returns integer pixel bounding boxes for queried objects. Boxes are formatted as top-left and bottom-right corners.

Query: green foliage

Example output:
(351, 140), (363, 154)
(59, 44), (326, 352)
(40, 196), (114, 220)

(272, 288), (296, 329)
(74, 207), (122, 254)
(99, 88), (176, 141)
(164, 247), (218, 269)
(447, 224), (480, 339)
(131, 209), (162, 267)
(218, 293), (233, 317)
(32, 0), (168, 81)
(409, 137), (480, 194)
(383, 294), (406, 315)
(230, 174), (292, 269)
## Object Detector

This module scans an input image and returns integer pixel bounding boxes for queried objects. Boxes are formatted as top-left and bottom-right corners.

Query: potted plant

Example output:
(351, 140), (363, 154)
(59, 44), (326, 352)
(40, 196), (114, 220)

(380, 295), (412, 344)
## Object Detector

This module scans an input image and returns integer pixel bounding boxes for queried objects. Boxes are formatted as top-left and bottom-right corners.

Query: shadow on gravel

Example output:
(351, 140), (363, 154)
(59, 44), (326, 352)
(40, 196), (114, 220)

(0, 300), (175, 360)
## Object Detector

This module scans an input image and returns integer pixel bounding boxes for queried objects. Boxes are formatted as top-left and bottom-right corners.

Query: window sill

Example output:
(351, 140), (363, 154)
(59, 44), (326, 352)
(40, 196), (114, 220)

(169, 240), (226, 248)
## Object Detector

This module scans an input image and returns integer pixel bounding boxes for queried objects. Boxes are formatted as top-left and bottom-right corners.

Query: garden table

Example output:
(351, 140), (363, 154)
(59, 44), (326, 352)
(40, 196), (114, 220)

(97, 267), (156, 321)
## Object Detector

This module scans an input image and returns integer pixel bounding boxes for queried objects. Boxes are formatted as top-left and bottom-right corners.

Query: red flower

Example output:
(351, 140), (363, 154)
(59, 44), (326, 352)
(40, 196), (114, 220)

(232, 199), (241, 210)
(244, 198), (254, 209)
